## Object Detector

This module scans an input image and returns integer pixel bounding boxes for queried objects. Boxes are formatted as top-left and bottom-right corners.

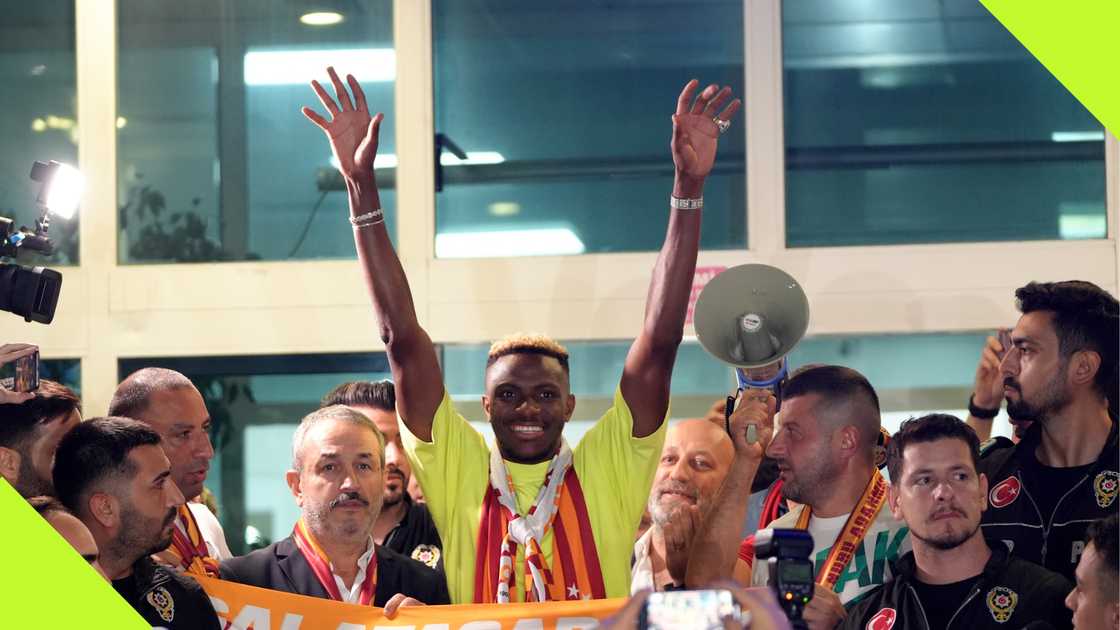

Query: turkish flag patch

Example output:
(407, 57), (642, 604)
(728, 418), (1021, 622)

(990, 475), (1022, 509)
(866, 608), (897, 630)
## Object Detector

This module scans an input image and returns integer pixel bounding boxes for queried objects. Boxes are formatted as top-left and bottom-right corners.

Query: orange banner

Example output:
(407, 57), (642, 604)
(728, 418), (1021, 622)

(197, 576), (624, 630)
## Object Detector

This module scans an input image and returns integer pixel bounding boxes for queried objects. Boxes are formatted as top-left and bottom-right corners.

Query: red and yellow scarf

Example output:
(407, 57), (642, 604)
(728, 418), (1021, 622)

(794, 469), (888, 590)
(167, 505), (220, 578)
(473, 442), (606, 603)
(292, 518), (377, 605)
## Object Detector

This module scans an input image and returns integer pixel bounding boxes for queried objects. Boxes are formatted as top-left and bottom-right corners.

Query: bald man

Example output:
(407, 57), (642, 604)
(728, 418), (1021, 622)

(110, 368), (231, 575)
(632, 418), (734, 592)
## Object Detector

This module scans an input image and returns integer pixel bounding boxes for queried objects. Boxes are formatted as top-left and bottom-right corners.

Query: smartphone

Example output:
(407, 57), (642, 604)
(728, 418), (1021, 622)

(14, 349), (39, 392)
(639, 589), (749, 630)
(997, 329), (1013, 360)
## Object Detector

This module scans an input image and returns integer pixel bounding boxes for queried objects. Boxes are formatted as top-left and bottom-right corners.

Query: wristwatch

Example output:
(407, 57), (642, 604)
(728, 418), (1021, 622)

(968, 394), (999, 419)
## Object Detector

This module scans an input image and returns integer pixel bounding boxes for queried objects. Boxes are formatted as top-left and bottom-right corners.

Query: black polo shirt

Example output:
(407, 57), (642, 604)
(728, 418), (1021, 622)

(382, 493), (444, 573)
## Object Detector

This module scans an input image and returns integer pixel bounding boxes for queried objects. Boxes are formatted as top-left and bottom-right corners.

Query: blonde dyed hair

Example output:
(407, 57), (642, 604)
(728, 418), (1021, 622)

(487, 333), (570, 373)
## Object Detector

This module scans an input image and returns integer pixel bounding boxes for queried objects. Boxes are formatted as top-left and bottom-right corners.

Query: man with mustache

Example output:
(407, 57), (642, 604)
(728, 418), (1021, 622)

(302, 66), (740, 603)
(0, 376), (81, 498)
(322, 380), (443, 571)
(979, 281), (1118, 582)
(109, 368), (231, 575)
(687, 366), (911, 630)
(53, 417), (221, 629)
(219, 406), (449, 613)
(632, 418), (734, 592)
(842, 414), (1072, 630)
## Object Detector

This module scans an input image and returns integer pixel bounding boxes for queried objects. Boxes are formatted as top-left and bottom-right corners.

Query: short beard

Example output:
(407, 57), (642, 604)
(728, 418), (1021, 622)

(780, 443), (841, 506)
(305, 495), (380, 543)
(914, 521), (980, 551)
(111, 502), (176, 564)
(648, 500), (681, 529)
(381, 489), (405, 508)
(1005, 361), (1071, 422)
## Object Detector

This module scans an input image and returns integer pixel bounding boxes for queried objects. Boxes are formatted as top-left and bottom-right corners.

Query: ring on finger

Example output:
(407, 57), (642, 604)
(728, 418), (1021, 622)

(714, 117), (731, 134)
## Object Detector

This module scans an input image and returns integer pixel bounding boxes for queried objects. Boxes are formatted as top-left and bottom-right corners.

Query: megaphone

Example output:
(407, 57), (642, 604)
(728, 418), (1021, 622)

(694, 263), (810, 411)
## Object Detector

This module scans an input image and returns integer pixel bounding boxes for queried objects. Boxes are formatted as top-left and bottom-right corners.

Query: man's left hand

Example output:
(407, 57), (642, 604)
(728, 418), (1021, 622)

(664, 504), (702, 582)
(383, 593), (424, 620)
(671, 80), (741, 192)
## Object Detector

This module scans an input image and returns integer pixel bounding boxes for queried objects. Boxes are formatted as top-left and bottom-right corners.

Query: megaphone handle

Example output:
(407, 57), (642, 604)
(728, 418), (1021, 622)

(725, 394), (737, 436)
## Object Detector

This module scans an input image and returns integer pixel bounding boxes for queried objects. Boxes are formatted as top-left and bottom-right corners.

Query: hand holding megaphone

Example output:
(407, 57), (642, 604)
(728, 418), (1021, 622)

(726, 389), (777, 460)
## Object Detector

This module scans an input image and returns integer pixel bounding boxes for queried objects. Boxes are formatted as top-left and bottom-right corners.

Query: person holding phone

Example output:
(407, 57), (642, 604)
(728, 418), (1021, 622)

(0, 343), (39, 404)
(302, 66), (740, 603)
(0, 372), (81, 498)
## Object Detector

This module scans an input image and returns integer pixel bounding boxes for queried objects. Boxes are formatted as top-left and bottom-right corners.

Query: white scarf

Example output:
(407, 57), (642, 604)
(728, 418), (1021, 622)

(488, 439), (573, 603)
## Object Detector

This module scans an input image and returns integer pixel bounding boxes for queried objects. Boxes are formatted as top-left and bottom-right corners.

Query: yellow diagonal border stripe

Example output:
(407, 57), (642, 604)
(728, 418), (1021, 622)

(0, 479), (146, 629)
(981, 0), (1120, 134)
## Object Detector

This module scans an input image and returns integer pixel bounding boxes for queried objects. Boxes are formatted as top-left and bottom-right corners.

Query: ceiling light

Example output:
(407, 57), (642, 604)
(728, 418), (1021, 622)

(244, 48), (395, 85)
(1051, 130), (1105, 142)
(436, 227), (585, 258)
(300, 12), (344, 26)
(488, 202), (520, 217)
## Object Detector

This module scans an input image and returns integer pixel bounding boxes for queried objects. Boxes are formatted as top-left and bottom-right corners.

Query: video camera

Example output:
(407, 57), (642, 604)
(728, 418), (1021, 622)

(0, 160), (82, 324)
(755, 528), (815, 629)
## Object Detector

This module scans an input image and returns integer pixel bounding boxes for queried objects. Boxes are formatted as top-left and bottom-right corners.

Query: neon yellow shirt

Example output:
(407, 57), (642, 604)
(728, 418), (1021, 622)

(399, 387), (666, 604)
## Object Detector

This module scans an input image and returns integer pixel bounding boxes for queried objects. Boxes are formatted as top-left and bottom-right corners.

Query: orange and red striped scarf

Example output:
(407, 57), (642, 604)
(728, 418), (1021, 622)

(167, 504), (220, 578)
(794, 469), (888, 590)
(292, 518), (377, 605)
(473, 442), (606, 603)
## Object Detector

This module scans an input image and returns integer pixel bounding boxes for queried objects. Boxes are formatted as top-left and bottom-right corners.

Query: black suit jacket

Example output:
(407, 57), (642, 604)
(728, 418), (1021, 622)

(219, 536), (449, 606)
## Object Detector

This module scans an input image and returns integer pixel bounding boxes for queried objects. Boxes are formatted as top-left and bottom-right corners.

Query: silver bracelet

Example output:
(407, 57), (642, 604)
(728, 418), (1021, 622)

(670, 196), (703, 210)
(350, 208), (384, 228)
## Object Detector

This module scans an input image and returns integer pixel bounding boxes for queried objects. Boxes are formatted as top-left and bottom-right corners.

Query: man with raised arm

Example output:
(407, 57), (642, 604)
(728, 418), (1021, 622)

(686, 366), (911, 630)
(303, 66), (740, 603)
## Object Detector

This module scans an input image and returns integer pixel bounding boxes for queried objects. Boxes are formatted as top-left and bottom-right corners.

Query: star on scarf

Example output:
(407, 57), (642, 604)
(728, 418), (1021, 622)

(567, 584), (580, 599)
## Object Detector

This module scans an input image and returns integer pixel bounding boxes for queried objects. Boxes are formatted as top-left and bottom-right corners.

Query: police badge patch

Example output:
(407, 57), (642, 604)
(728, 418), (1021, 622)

(145, 586), (175, 623)
(411, 544), (441, 569)
(986, 586), (1017, 623)
(1093, 471), (1118, 508)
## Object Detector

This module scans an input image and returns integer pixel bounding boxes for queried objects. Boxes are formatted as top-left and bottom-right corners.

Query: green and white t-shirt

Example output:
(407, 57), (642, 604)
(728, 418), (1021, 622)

(751, 503), (911, 607)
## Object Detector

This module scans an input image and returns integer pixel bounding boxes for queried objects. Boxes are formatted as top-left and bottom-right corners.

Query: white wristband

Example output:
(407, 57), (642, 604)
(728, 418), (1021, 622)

(670, 196), (703, 210)
(350, 208), (384, 228)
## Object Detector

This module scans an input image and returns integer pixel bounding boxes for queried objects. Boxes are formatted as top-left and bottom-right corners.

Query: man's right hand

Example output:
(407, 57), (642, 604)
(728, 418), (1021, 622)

(0, 343), (38, 404)
(802, 583), (846, 630)
(972, 332), (1007, 410)
(302, 66), (383, 182)
(727, 389), (776, 462)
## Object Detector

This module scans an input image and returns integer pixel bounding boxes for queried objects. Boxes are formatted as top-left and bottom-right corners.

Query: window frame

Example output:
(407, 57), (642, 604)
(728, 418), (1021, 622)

(18, 0), (1111, 416)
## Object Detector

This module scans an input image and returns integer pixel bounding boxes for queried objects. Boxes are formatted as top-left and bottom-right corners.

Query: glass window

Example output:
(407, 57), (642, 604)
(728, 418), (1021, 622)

(118, 1), (395, 264)
(118, 353), (391, 555)
(0, 3), (78, 265)
(431, 1), (745, 258)
(783, 1), (1106, 247)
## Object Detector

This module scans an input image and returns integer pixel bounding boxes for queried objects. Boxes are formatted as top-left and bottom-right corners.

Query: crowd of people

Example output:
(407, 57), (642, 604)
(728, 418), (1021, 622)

(1, 68), (1117, 630)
